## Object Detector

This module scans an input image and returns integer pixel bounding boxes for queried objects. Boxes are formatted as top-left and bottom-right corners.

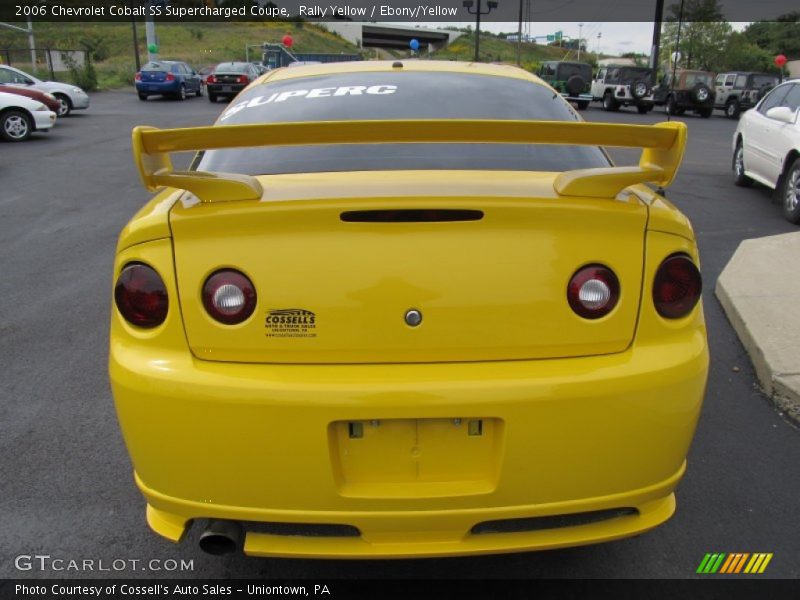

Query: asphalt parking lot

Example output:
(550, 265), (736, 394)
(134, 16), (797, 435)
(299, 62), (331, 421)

(1, 90), (799, 580)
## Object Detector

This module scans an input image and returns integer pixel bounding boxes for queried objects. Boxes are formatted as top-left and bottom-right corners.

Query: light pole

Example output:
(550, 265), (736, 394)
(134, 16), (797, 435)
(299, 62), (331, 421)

(129, 0), (141, 72)
(462, 0), (499, 62)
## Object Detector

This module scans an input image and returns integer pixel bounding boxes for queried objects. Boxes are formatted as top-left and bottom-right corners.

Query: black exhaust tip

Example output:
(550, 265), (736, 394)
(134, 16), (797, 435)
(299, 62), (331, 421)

(199, 520), (243, 556)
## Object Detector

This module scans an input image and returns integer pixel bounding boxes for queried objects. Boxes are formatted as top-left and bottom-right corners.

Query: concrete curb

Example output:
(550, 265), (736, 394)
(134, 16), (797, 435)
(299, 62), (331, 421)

(715, 232), (800, 424)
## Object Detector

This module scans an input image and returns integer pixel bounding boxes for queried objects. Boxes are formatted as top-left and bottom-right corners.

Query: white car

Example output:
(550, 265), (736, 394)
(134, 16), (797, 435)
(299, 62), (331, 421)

(0, 91), (57, 142)
(0, 64), (90, 117)
(734, 79), (800, 223)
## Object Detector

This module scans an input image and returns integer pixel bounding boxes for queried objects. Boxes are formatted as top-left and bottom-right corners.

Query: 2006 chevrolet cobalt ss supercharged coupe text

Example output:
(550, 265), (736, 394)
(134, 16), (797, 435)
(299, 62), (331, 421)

(109, 61), (708, 558)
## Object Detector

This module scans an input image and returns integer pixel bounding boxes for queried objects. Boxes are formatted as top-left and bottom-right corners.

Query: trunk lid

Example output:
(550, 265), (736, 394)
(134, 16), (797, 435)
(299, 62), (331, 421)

(170, 171), (647, 364)
(140, 70), (167, 82)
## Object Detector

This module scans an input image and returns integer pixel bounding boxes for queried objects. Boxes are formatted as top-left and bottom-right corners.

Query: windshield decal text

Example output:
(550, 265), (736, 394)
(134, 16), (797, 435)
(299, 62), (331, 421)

(220, 85), (398, 121)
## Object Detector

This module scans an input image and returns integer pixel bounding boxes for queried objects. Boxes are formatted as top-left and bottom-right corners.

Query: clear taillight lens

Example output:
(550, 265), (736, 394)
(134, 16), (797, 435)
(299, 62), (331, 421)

(202, 270), (257, 325)
(653, 254), (702, 318)
(114, 263), (168, 328)
(567, 265), (620, 319)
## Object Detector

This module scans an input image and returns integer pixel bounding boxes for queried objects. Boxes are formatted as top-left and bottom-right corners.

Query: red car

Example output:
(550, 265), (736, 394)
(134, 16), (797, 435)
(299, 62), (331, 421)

(0, 84), (61, 114)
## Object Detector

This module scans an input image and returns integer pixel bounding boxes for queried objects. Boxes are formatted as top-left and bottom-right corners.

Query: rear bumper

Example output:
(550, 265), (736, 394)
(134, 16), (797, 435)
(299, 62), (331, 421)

(140, 471), (681, 559)
(207, 83), (246, 96)
(136, 81), (179, 96)
(110, 326), (708, 557)
(561, 92), (593, 103)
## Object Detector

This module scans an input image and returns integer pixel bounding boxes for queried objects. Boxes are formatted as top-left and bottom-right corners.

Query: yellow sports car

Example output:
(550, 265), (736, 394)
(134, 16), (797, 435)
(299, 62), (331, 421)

(110, 61), (708, 558)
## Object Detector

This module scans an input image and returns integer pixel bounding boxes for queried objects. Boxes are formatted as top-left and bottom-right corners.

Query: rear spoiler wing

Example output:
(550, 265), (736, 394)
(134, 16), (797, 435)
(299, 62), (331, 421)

(131, 119), (687, 203)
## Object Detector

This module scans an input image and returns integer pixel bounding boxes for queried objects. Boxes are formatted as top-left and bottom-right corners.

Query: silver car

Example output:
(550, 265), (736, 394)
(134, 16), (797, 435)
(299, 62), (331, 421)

(0, 64), (90, 117)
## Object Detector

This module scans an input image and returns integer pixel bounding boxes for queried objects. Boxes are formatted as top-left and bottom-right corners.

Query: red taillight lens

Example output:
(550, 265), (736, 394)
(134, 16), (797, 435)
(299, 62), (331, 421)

(114, 263), (168, 328)
(206, 74), (216, 83)
(567, 265), (620, 319)
(134, 72), (141, 81)
(653, 254), (702, 319)
(165, 73), (175, 81)
(238, 75), (249, 84)
(202, 270), (257, 325)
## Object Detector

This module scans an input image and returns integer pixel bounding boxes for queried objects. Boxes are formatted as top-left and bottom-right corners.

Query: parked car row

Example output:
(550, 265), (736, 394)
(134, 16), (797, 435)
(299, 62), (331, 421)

(537, 61), (780, 120)
(733, 78), (800, 224)
(0, 64), (90, 117)
(135, 60), (263, 103)
(0, 64), (93, 142)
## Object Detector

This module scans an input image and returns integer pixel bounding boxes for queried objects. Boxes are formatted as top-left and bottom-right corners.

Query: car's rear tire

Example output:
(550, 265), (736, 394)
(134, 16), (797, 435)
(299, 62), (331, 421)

(177, 84), (186, 101)
(566, 75), (586, 97)
(665, 95), (677, 115)
(733, 141), (753, 187)
(781, 156), (800, 224)
(631, 80), (649, 99)
(637, 105), (651, 114)
(53, 93), (71, 117)
(138, 92), (148, 101)
(0, 109), (33, 142)
(196, 85), (203, 97)
(725, 99), (741, 119)
(691, 83), (711, 104)
(698, 107), (713, 118)
(208, 93), (217, 103)
(602, 92), (619, 112)
(576, 100), (589, 110)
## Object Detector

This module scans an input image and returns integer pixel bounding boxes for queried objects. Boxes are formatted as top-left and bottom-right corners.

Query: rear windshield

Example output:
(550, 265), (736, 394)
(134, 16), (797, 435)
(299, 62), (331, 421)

(685, 72), (713, 86)
(751, 74), (779, 88)
(141, 62), (171, 72)
(197, 71), (610, 176)
(215, 63), (249, 73)
(618, 67), (652, 80)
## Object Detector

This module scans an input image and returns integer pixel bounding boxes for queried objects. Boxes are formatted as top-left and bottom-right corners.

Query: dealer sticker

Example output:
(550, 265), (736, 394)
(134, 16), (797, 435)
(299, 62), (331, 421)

(265, 308), (317, 338)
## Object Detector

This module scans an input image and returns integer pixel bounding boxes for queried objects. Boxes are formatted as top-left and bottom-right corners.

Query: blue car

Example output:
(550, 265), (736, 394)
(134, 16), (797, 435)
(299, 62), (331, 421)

(135, 61), (202, 101)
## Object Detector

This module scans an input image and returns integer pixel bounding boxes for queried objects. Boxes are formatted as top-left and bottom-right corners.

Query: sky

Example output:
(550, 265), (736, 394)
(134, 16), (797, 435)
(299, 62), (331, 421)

(416, 22), (749, 56)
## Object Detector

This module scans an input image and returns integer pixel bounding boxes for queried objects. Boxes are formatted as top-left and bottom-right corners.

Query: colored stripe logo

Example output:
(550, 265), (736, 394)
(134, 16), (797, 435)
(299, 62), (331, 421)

(697, 553), (773, 574)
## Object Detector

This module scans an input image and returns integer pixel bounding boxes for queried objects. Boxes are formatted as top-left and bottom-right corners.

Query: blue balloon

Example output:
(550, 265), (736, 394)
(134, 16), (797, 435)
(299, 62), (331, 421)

(410, 39), (420, 51)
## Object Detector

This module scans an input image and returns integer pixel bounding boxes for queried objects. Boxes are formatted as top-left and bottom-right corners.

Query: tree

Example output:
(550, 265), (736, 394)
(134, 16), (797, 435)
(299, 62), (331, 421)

(659, 0), (731, 70)
(719, 32), (772, 72)
(743, 13), (800, 60)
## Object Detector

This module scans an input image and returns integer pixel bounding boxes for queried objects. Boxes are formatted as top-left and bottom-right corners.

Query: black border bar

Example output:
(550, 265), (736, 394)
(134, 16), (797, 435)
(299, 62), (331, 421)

(2, 0), (799, 23)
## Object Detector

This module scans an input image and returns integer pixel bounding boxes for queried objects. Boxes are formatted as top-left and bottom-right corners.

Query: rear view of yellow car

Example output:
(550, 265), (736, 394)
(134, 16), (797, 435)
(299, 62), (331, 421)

(110, 61), (708, 558)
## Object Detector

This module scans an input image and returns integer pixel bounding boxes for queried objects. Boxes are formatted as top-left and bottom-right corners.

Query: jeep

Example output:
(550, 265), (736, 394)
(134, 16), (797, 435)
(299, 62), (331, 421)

(537, 61), (593, 110)
(592, 65), (655, 113)
(715, 71), (780, 119)
(653, 69), (716, 118)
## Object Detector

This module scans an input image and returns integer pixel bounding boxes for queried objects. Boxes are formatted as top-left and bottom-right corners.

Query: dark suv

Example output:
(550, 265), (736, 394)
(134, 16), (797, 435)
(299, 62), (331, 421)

(537, 61), (593, 110)
(653, 69), (716, 118)
(715, 71), (780, 119)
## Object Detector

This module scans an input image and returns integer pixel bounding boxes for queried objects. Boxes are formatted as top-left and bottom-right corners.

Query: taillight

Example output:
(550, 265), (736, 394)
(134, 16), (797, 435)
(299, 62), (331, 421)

(134, 72), (141, 81)
(567, 265), (620, 319)
(652, 254), (702, 319)
(165, 73), (175, 81)
(238, 75), (249, 84)
(114, 263), (168, 328)
(206, 74), (216, 84)
(202, 270), (257, 325)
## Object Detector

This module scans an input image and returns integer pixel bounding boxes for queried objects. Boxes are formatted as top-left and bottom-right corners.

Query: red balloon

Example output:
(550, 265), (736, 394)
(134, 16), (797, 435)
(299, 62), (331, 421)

(775, 54), (787, 68)
(282, 35), (293, 48)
